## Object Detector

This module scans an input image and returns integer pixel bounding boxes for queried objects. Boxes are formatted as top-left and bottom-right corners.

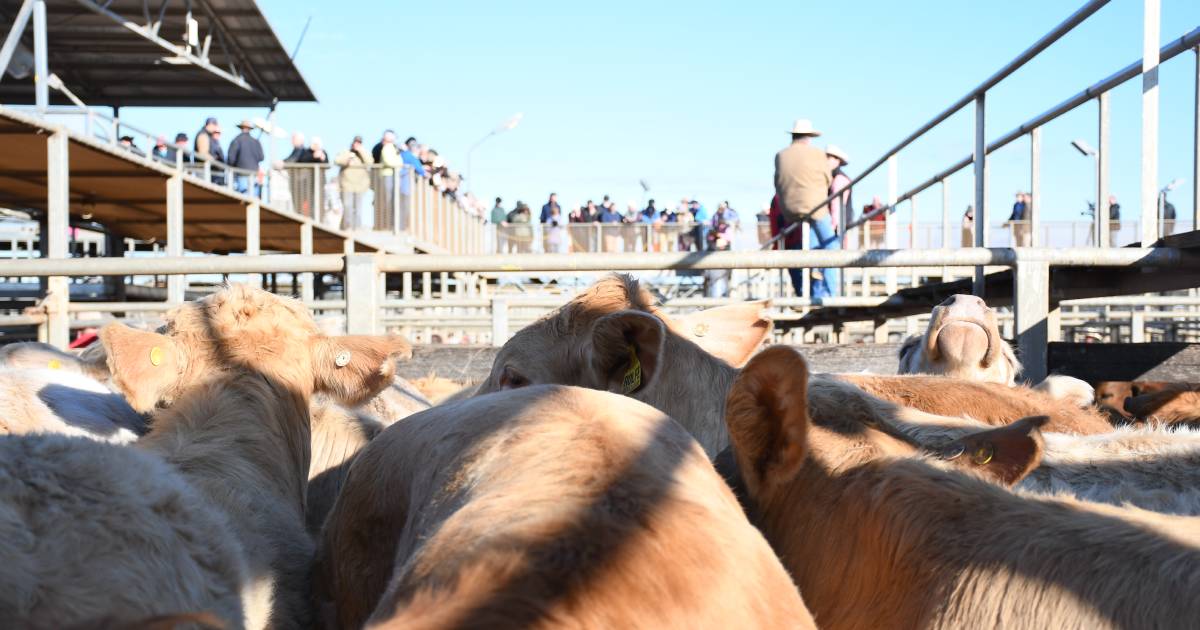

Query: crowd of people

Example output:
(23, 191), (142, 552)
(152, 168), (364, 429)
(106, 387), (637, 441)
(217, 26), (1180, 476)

(116, 116), (469, 233)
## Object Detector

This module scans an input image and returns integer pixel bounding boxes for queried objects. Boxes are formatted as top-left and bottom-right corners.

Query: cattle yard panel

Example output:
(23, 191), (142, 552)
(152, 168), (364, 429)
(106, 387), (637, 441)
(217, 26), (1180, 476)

(6, 247), (1200, 381)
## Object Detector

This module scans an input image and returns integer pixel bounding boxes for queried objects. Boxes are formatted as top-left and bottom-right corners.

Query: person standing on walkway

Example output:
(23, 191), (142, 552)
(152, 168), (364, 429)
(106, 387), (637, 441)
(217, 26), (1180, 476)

(194, 117), (226, 184)
(335, 135), (374, 231)
(774, 119), (836, 297)
(540, 193), (561, 251)
(1007, 191), (1030, 246)
(226, 119), (265, 197)
(826, 144), (852, 235)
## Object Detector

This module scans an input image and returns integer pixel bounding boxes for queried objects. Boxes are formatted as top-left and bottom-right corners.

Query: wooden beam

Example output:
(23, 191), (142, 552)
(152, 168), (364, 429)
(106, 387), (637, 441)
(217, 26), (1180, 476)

(1048, 342), (1200, 382)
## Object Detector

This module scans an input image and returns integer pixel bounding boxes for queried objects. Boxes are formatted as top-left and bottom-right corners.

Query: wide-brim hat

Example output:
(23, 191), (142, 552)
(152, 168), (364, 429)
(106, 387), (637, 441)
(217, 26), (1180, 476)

(237, 119), (254, 130)
(825, 144), (849, 164)
(789, 119), (821, 136)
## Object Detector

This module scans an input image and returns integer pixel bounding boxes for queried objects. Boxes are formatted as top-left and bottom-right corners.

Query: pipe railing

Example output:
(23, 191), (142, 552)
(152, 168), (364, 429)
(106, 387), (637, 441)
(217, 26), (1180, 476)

(764, 0), (1112, 250)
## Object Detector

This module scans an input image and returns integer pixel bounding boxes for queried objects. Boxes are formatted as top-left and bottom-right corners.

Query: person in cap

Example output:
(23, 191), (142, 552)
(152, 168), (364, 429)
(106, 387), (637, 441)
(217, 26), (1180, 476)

(194, 117), (225, 173)
(172, 133), (191, 164)
(226, 119), (265, 197)
(825, 144), (852, 236)
(118, 135), (145, 157)
(773, 119), (838, 298)
(335, 135), (375, 231)
(151, 135), (172, 163)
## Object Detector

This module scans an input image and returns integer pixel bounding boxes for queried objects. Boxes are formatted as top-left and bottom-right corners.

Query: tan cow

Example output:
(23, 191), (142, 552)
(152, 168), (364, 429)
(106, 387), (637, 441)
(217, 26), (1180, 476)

(725, 345), (1200, 630)
(835, 373), (1112, 435)
(99, 284), (411, 629)
(898, 294), (1020, 384)
(475, 275), (772, 457)
(1125, 388), (1200, 428)
(314, 385), (815, 630)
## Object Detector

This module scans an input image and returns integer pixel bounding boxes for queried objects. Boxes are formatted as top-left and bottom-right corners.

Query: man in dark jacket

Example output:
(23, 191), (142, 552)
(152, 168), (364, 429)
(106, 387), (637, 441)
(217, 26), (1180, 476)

(226, 119), (265, 197)
(194, 117), (226, 184)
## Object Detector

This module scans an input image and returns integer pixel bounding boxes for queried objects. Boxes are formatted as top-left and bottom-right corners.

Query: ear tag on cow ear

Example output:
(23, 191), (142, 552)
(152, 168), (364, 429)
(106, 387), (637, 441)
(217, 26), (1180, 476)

(621, 345), (642, 395)
(47, 359), (62, 370)
(971, 443), (994, 466)
(149, 346), (164, 367)
(693, 322), (710, 338)
(334, 350), (352, 368)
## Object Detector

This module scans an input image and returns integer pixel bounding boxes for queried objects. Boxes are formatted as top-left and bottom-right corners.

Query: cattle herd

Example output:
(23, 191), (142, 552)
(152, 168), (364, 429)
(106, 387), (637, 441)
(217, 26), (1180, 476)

(0, 277), (1198, 629)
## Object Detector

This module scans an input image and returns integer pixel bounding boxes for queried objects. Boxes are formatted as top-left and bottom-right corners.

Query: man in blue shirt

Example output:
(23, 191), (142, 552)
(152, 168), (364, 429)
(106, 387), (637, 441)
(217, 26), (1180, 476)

(540, 193), (561, 223)
(1007, 191), (1030, 246)
(640, 199), (659, 222)
(689, 199), (712, 252)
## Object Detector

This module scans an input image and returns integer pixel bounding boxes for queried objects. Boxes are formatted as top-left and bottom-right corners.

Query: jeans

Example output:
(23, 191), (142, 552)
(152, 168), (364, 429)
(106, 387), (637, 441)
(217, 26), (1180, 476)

(785, 216), (840, 299)
(341, 191), (364, 231)
(234, 174), (261, 198)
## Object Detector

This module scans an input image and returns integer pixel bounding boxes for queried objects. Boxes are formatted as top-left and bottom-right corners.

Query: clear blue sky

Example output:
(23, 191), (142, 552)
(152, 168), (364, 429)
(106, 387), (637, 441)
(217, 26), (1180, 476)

(123, 0), (1200, 229)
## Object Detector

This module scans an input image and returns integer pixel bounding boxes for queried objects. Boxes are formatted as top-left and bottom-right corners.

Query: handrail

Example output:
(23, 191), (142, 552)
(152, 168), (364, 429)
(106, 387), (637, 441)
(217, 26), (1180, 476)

(845, 24), (1200, 232)
(763, 0), (1110, 248)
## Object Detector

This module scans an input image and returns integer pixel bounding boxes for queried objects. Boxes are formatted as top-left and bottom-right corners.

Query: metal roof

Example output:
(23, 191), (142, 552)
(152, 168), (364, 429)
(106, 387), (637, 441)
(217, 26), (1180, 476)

(0, 0), (315, 107)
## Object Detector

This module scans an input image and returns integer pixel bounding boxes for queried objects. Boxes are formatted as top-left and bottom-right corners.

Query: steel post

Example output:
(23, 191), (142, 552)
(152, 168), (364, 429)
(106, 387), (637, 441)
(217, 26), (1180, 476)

(32, 0), (48, 114)
(1194, 47), (1199, 231)
(44, 130), (69, 348)
(973, 94), (988, 296)
(300, 222), (314, 302)
(1030, 127), (1041, 247)
(1014, 258), (1050, 382)
(165, 175), (185, 303)
(1141, 0), (1160, 247)
(246, 202), (260, 285)
(345, 254), (380, 334)
(1098, 92), (1111, 247)
(886, 155), (898, 294)
(491, 297), (509, 346)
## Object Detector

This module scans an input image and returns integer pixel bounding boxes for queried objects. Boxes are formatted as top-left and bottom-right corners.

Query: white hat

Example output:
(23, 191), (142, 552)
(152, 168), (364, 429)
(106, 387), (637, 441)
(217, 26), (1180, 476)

(825, 144), (849, 164)
(789, 119), (821, 136)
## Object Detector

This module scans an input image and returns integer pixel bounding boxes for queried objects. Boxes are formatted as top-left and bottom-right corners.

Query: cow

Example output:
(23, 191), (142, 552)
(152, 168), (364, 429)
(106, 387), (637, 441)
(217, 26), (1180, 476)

(1125, 388), (1200, 428)
(475, 275), (772, 457)
(96, 284), (411, 629)
(314, 385), (815, 630)
(724, 345), (1200, 629)
(0, 367), (146, 443)
(898, 294), (1020, 385)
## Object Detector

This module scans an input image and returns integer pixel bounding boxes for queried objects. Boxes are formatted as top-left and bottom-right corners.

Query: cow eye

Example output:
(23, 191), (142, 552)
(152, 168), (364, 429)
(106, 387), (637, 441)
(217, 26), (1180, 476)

(499, 366), (529, 390)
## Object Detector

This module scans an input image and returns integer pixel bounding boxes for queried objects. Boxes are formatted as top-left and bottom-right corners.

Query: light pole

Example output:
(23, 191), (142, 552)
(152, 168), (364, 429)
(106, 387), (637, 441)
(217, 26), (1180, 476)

(466, 113), (523, 193)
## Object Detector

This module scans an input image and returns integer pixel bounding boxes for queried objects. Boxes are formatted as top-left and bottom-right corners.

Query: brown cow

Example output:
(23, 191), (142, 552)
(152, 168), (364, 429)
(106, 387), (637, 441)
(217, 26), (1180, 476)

(725, 345), (1200, 630)
(101, 285), (411, 629)
(835, 373), (1113, 435)
(315, 385), (814, 630)
(1125, 388), (1200, 427)
(475, 275), (771, 457)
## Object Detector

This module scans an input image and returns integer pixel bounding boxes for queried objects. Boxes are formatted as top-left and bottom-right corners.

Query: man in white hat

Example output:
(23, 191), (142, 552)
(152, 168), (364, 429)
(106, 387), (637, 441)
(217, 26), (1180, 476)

(774, 119), (838, 298)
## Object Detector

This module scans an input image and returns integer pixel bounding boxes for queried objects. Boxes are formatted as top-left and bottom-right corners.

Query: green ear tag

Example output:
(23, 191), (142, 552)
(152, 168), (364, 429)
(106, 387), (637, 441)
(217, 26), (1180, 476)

(621, 345), (642, 395)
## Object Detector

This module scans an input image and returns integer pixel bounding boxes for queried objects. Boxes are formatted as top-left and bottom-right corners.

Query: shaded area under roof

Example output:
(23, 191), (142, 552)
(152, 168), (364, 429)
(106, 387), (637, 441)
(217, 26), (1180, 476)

(0, 106), (371, 254)
(0, 0), (314, 106)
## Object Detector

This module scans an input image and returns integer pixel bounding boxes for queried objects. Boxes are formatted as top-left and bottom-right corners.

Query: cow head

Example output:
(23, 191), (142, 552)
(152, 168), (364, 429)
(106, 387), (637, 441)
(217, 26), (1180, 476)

(477, 274), (771, 396)
(899, 294), (1019, 385)
(101, 284), (412, 412)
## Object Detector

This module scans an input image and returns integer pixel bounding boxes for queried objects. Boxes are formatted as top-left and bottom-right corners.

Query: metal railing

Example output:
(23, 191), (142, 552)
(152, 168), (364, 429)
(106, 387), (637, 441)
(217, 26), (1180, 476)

(767, 1), (1198, 296)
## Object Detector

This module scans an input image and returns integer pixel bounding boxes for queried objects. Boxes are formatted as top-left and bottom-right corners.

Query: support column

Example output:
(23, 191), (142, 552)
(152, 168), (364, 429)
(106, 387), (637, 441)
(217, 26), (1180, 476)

(1193, 47), (1199, 231)
(973, 93), (988, 296)
(1131, 310), (1146, 343)
(491, 297), (509, 347)
(245, 202), (260, 286)
(345, 253), (380, 334)
(32, 0), (47, 114)
(873, 319), (889, 344)
(1140, 0), (1160, 247)
(166, 174), (185, 303)
(103, 230), (126, 303)
(44, 130), (69, 348)
(300, 222), (314, 302)
(1014, 259), (1050, 383)
(886, 155), (898, 294)
(909, 195), (918, 288)
(1098, 92), (1111, 247)
(1030, 127), (1041, 247)
(1047, 304), (1062, 343)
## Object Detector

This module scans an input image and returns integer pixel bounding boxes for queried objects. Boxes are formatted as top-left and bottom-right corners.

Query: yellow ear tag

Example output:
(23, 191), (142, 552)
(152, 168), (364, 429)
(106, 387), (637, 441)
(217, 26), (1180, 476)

(47, 359), (62, 370)
(692, 322), (710, 338)
(621, 345), (642, 395)
(149, 346), (164, 367)
(971, 444), (994, 466)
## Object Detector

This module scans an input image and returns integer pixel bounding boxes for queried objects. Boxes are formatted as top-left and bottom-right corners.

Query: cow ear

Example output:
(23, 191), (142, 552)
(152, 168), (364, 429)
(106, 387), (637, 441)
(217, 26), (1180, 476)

(674, 300), (773, 367)
(314, 335), (413, 406)
(99, 323), (183, 413)
(725, 346), (810, 496)
(589, 310), (664, 395)
(939, 416), (1046, 486)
